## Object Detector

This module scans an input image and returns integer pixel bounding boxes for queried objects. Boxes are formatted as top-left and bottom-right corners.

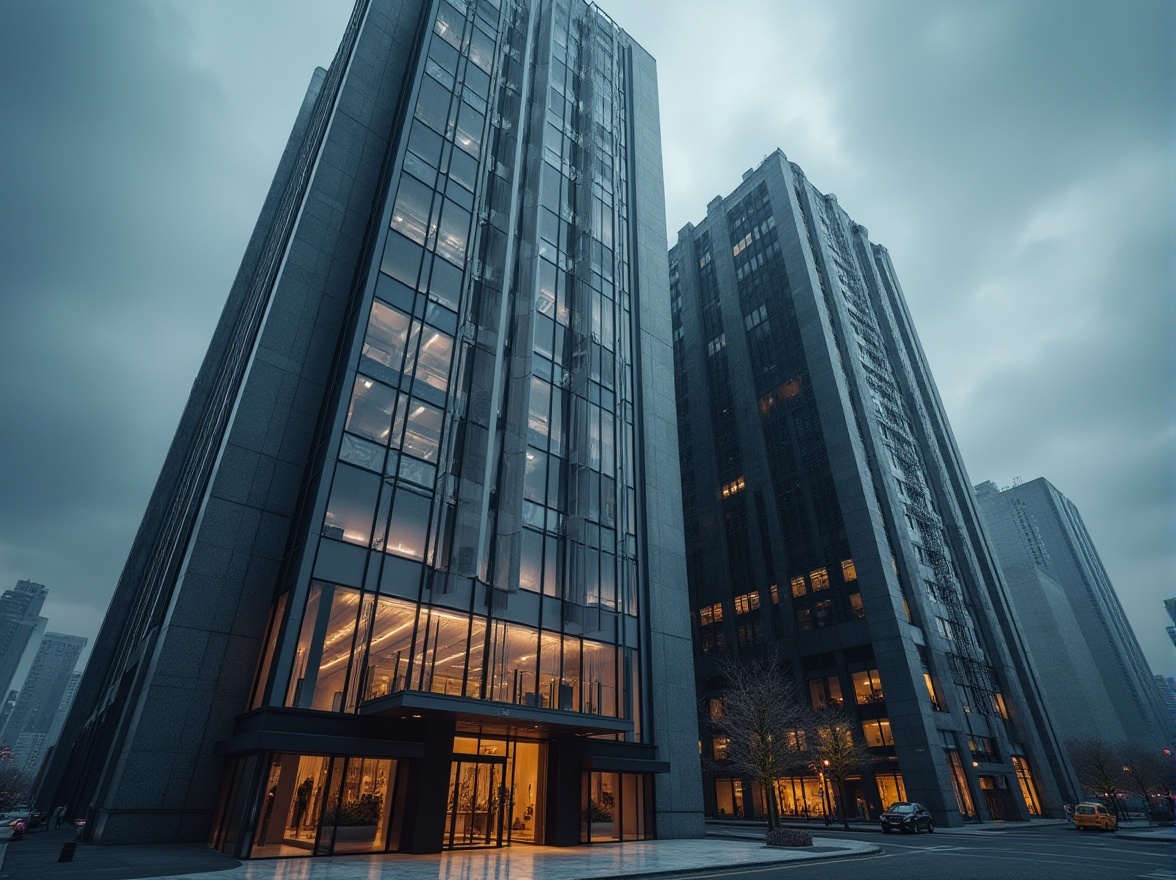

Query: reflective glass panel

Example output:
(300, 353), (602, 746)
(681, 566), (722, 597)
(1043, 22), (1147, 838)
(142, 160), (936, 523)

(391, 175), (434, 245)
(402, 399), (444, 462)
(323, 463), (380, 546)
(345, 377), (397, 445)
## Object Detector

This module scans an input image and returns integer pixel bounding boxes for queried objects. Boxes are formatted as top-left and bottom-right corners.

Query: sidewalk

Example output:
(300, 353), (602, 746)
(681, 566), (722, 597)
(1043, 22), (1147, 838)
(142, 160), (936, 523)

(0, 825), (879, 880)
(707, 815), (1174, 841)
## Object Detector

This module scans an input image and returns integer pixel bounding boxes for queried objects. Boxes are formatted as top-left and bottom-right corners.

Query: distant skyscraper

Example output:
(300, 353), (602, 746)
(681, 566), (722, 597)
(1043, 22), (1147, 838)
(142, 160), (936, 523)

(41, 0), (702, 858)
(0, 632), (86, 776)
(1165, 598), (1176, 648)
(669, 150), (1076, 825)
(975, 479), (1172, 747)
(0, 580), (48, 698)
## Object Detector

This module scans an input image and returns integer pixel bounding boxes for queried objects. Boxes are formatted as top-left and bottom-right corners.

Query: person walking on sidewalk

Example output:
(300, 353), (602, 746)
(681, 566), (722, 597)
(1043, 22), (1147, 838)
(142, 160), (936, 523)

(51, 805), (66, 829)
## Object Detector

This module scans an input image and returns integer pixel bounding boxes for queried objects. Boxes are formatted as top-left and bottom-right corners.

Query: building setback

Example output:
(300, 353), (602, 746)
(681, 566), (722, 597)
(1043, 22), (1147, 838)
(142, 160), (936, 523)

(669, 151), (1077, 826)
(975, 478), (1173, 747)
(39, 0), (702, 857)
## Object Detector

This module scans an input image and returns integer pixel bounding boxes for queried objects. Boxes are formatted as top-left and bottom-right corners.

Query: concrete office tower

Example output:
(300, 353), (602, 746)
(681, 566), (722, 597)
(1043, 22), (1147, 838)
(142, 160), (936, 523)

(40, 0), (702, 858)
(0, 580), (49, 698)
(669, 151), (1076, 827)
(975, 479), (1173, 747)
(0, 632), (86, 777)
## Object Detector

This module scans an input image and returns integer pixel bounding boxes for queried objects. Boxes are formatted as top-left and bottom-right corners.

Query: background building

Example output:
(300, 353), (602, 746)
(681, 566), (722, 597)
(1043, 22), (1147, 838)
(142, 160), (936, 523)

(669, 150), (1077, 826)
(975, 479), (1172, 747)
(0, 632), (86, 777)
(40, 0), (702, 858)
(0, 580), (48, 700)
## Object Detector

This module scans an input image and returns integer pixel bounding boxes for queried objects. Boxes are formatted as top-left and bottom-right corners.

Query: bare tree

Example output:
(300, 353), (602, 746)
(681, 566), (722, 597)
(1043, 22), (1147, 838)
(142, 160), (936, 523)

(1118, 742), (1169, 824)
(709, 653), (813, 830)
(0, 756), (31, 812)
(1067, 737), (1127, 820)
(809, 706), (873, 830)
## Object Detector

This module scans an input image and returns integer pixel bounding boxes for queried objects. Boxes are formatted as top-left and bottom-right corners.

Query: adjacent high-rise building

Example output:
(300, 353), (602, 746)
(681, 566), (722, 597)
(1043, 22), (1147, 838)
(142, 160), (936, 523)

(1165, 598), (1175, 648)
(40, 0), (702, 859)
(0, 632), (86, 777)
(669, 151), (1077, 826)
(0, 580), (48, 699)
(975, 479), (1172, 747)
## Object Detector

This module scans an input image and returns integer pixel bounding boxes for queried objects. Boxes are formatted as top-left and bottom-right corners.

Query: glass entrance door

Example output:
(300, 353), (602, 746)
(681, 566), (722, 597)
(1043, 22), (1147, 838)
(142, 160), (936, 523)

(445, 757), (506, 847)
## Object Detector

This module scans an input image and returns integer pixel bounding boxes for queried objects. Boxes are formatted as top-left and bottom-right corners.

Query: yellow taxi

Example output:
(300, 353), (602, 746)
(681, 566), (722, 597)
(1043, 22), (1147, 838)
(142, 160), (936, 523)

(1073, 802), (1117, 831)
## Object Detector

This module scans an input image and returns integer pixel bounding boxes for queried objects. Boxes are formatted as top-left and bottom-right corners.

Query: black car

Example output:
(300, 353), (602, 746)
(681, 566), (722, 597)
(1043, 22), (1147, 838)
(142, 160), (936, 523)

(880, 801), (933, 834)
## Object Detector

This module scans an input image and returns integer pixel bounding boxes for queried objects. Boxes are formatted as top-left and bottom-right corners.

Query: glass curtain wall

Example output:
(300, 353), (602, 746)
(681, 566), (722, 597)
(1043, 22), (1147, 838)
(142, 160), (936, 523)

(250, 753), (400, 858)
(250, 0), (648, 741)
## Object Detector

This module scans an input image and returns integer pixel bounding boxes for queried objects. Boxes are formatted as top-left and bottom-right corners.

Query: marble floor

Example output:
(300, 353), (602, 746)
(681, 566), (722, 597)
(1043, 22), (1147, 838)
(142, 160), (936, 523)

(144, 837), (875, 880)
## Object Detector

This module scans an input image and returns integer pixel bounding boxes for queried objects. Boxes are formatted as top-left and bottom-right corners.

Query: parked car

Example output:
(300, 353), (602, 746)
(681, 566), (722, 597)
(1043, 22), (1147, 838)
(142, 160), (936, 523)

(880, 801), (934, 834)
(1073, 802), (1117, 832)
(0, 806), (46, 839)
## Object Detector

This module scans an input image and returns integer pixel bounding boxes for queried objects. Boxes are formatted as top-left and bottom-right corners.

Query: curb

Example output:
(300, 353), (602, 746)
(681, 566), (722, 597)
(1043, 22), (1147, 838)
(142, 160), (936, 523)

(577, 843), (884, 880)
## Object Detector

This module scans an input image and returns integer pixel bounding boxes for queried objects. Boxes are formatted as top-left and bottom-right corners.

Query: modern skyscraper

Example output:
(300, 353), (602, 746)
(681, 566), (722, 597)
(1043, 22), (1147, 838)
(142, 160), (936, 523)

(669, 150), (1076, 826)
(1165, 598), (1176, 648)
(0, 580), (48, 699)
(0, 632), (86, 777)
(40, 0), (702, 858)
(975, 478), (1172, 747)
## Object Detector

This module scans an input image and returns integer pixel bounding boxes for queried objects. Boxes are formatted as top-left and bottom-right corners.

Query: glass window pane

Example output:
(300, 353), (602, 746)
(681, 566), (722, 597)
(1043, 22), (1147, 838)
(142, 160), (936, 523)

(427, 255), (463, 309)
(323, 463), (381, 546)
(536, 258), (556, 315)
(412, 327), (454, 395)
(288, 582), (362, 712)
(345, 377), (398, 445)
(455, 102), (485, 156)
(524, 447), (547, 503)
(402, 398), (444, 463)
(363, 301), (411, 375)
(414, 75), (451, 134)
(429, 35), (460, 76)
(425, 301), (458, 335)
(434, 2), (464, 49)
(467, 27), (494, 72)
(463, 62), (491, 100)
(528, 377), (551, 445)
(436, 199), (471, 266)
(519, 529), (543, 592)
(398, 455), (436, 489)
(340, 433), (385, 472)
(391, 175), (434, 245)
(448, 147), (479, 192)
(386, 489), (430, 560)
(415, 608), (472, 695)
(381, 232), (424, 289)
(365, 595), (416, 699)
(408, 119), (443, 165)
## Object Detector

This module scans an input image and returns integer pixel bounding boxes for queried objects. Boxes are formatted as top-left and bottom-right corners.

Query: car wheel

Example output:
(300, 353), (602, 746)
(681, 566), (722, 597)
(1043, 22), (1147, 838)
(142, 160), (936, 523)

(928, 821), (934, 834)
(882, 826), (891, 834)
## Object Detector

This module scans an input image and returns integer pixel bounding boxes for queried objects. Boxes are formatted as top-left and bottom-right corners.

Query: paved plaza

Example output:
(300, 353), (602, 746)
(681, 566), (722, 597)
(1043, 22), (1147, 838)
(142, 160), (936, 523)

(0, 826), (876, 880)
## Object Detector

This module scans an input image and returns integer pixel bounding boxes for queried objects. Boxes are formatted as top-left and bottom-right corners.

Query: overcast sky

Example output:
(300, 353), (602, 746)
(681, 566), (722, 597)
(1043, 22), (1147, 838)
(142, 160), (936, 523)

(0, 1), (1171, 680)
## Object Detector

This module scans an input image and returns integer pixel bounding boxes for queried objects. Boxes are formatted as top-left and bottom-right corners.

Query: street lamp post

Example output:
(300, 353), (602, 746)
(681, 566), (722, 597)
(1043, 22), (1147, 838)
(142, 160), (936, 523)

(819, 759), (832, 826)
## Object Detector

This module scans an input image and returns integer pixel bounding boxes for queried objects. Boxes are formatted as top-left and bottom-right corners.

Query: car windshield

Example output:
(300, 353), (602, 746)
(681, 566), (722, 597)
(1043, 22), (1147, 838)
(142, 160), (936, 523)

(888, 804), (916, 813)
(1076, 806), (1095, 814)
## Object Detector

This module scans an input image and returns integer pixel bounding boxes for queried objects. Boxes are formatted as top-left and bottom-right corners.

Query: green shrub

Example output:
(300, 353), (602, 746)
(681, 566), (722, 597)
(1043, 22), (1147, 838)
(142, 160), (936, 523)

(326, 795), (381, 827)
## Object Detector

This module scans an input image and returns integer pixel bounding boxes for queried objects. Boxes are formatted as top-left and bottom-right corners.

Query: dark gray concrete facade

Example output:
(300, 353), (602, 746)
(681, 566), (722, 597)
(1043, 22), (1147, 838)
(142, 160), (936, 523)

(39, 0), (701, 856)
(975, 478), (1173, 747)
(670, 151), (1077, 827)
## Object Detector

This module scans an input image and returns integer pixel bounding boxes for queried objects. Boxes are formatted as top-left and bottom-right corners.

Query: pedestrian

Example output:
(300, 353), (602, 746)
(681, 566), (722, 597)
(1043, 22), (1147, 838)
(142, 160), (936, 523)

(1062, 802), (1073, 823)
(51, 805), (66, 829)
